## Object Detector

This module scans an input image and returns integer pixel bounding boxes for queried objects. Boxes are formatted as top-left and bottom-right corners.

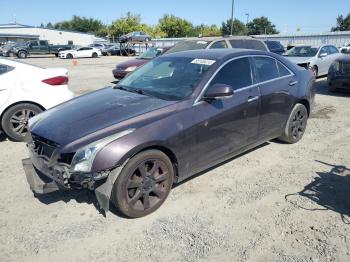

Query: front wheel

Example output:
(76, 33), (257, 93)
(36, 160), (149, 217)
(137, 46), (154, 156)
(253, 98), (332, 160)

(1, 103), (43, 142)
(92, 52), (98, 58)
(311, 66), (318, 78)
(111, 150), (174, 218)
(17, 51), (27, 59)
(66, 53), (73, 59)
(278, 104), (308, 144)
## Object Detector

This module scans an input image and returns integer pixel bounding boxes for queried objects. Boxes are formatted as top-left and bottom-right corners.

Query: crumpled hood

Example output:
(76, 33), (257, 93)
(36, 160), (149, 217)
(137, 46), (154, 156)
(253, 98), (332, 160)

(29, 87), (175, 146)
(284, 56), (312, 65)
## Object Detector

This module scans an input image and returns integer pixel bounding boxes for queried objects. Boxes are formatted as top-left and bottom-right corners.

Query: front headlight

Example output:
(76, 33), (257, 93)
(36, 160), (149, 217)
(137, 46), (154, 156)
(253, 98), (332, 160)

(70, 129), (135, 173)
(333, 61), (340, 71)
(125, 66), (137, 72)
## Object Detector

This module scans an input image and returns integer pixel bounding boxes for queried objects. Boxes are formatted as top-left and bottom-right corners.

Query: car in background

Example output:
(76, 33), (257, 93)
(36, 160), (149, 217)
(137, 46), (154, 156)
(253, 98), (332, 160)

(328, 55), (350, 92)
(102, 43), (136, 56)
(0, 58), (74, 141)
(58, 47), (102, 59)
(283, 44), (342, 77)
(0, 42), (17, 57)
(112, 47), (171, 79)
(264, 40), (285, 55)
(165, 36), (269, 54)
(340, 41), (350, 54)
(89, 43), (111, 51)
(119, 32), (152, 43)
(23, 49), (314, 218)
(11, 40), (72, 58)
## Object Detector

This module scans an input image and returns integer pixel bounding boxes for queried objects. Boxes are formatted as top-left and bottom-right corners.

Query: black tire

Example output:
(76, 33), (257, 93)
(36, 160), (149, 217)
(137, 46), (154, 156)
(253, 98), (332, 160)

(18, 51), (27, 59)
(92, 52), (98, 58)
(54, 53), (59, 57)
(107, 51), (112, 56)
(311, 66), (318, 78)
(278, 104), (308, 144)
(1, 103), (43, 142)
(328, 81), (337, 92)
(111, 150), (174, 218)
(66, 53), (73, 59)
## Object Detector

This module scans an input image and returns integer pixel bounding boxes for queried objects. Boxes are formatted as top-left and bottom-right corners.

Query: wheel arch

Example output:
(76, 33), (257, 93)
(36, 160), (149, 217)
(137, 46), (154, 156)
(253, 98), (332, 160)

(0, 101), (45, 129)
(296, 99), (310, 116)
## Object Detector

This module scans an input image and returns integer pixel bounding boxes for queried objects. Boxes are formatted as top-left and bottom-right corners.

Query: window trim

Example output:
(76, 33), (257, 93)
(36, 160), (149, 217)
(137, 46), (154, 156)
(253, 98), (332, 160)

(194, 55), (295, 106)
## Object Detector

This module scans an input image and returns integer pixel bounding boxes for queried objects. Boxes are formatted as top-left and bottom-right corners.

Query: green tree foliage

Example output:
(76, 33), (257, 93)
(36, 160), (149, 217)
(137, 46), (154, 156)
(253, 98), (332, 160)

(331, 13), (350, 31)
(247, 16), (279, 35)
(221, 19), (248, 36)
(193, 24), (221, 37)
(158, 14), (193, 37)
(52, 15), (104, 34)
(46, 22), (54, 29)
(109, 12), (143, 36)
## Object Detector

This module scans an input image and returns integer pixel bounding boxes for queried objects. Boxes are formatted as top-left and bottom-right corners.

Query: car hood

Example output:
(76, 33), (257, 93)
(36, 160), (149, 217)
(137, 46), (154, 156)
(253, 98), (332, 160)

(284, 56), (313, 64)
(116, 59), (149, 69)
(29, 87), (175, 146)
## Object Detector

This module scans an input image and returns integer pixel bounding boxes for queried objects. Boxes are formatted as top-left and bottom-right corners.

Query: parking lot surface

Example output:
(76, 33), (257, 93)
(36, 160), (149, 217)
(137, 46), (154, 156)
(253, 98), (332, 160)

(1, 56), (350, 262)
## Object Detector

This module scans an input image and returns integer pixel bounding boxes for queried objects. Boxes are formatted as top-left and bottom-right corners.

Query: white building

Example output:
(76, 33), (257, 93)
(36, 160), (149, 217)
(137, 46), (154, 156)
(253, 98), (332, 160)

(0, 23), (107, 46)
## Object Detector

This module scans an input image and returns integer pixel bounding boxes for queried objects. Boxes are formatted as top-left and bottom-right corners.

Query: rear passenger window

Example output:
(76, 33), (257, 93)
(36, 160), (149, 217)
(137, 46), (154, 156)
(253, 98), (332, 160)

(277, 62), (291, 77)
(253, 57), (279, 82)
(0, 64), (14, 75)
(210, 41), (228, 49)
(210, 57), (252, 90)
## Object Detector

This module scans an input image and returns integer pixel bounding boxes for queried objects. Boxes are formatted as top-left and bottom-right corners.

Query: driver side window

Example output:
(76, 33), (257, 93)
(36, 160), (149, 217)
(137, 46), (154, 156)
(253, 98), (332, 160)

(209, 57), (252, 91)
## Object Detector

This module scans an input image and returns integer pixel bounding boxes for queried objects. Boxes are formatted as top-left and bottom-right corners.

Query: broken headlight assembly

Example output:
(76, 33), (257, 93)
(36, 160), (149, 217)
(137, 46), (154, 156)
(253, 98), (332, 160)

(70, 129), (135, 173)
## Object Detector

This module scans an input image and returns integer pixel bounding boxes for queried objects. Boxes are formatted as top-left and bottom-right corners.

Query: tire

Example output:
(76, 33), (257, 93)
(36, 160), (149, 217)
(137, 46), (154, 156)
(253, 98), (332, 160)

(278, 104), (308, 144)
(111, 150), (174, 218)
(92, 52), (98, 58)
(54, 53), (59, 57)
(311, 66), (318, 78)
(107, 51), (112, 56)
(66, 53), (73, 59)
(1, 103), (43, 142)
(18, 51), (27, 59)
(328, 81), (337, 92)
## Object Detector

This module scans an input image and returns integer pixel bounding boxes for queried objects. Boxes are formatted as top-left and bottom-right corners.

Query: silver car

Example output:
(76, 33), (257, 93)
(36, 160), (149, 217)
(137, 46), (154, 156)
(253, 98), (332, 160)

(284, 44), (342, 77)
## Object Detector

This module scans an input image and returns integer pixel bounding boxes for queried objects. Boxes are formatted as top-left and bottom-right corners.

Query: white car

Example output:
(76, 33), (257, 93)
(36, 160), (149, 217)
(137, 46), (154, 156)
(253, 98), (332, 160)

(0, 58), (74, 141)
(340, 41), (350, 54)
(58, 47), (102, 59)
(284, 44), (342, 77)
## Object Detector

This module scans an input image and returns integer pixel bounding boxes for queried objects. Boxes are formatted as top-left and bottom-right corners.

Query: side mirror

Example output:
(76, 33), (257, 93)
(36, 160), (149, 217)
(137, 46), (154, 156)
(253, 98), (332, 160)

(320, 53), (328, 58)
(203, 83), (234, 100)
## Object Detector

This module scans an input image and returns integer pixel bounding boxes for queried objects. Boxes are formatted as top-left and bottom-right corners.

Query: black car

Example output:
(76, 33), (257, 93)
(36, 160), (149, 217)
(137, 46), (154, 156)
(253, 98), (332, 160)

(265, 40), (285, 55)
(23, 49), (315, 218)
(102, 44), (136, 56)
(328, 55), (350, 92)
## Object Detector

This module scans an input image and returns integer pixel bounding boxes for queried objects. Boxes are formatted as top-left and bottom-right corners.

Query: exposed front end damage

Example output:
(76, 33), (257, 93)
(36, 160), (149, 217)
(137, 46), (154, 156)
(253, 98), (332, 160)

(22, 134), (127, 212)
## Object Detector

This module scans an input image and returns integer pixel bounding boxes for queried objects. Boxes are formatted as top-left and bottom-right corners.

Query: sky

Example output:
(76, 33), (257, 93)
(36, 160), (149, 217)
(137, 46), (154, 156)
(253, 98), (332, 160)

(0, 0), (349, 34)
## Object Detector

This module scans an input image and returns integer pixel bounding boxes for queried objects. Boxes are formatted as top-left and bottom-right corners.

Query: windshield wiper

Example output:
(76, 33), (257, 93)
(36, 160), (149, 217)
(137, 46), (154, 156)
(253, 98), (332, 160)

(114, 85), (148, 96)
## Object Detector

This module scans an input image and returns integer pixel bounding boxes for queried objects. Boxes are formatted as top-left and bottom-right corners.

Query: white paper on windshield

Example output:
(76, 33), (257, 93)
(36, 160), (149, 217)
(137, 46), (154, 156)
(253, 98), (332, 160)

(191, 59), (216, 66)
(197, 41), (208, 44)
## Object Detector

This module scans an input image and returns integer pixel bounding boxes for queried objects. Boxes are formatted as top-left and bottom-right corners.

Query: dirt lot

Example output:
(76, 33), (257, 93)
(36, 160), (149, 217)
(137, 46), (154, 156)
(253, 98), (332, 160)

(1, 56), (350, 262)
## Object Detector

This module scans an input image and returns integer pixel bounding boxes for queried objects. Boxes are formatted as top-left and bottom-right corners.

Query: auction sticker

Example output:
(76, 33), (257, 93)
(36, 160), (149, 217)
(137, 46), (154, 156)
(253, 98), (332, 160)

(191, 59), (216, 66)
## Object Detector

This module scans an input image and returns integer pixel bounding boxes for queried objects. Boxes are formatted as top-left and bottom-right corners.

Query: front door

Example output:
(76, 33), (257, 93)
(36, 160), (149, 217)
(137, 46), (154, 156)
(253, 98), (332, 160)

(191, 57), (260, 172)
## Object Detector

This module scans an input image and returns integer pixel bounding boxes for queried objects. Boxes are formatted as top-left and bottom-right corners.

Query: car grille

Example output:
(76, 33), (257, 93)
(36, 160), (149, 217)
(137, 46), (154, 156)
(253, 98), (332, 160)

(31, 133), (59, 159)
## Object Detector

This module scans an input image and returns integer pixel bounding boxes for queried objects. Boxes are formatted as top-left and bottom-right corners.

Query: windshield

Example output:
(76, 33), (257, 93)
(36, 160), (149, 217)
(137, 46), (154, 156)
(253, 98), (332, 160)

(117, 57), (214, 101)
(137, 48), (162, 60)
(285, 46), (319, 57)
(165, 40), (210, 54)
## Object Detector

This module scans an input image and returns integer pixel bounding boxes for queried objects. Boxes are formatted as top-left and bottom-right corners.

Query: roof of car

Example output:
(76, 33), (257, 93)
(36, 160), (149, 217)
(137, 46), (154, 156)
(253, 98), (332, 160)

(183, 36), (258, 42)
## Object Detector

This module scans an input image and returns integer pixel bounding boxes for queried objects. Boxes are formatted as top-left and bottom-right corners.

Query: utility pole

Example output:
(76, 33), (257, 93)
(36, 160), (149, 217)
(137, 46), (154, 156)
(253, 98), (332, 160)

(245, 13), (249, 25)
(230, 0), (235, 36)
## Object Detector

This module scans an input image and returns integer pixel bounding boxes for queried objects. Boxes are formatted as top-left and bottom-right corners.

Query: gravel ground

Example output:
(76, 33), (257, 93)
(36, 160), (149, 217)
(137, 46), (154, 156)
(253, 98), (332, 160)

(1, 56), (350, 262)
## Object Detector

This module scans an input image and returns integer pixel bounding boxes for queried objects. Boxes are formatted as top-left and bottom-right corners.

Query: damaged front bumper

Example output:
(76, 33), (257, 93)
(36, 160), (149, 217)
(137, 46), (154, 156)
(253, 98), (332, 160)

(22, 150), (126, 212)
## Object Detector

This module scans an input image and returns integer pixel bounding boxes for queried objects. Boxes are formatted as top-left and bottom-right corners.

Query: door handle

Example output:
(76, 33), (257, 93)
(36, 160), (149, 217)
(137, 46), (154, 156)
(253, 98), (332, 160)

(289, 80), (298, 86)
(247, 96), (259, 103)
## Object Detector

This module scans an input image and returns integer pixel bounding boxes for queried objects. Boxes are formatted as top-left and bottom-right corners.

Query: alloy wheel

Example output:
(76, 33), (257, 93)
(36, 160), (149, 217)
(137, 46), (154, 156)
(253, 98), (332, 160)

(9, 109), (36, 137)
(290, 109), (307, 140)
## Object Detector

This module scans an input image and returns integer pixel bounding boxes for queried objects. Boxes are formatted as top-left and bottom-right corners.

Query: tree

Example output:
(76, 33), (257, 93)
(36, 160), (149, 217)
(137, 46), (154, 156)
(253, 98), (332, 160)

(193, 24), (221, 37)
(52, 15), (104, 34)
(331, 13), (350, 31)
(46, 22), (54, 29)
(158, 14), (193, 37)
(247, 16), (279, 35)
(221, 19), (247, 36)
(109, 12), (143, 37)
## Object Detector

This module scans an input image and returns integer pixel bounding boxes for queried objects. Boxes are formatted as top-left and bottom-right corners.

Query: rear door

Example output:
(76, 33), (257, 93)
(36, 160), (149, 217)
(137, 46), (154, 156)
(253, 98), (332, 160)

(39, 41), (49, 54)
(252, 56), (295, 140)
(0, 64), (15, 107)
(192, 57), (260, 171)
(29, 41), (40, 54)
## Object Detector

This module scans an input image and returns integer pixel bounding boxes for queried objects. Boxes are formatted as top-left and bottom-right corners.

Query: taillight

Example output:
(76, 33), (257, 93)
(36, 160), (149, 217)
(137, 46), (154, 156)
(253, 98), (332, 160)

(42, 76), (68, 86)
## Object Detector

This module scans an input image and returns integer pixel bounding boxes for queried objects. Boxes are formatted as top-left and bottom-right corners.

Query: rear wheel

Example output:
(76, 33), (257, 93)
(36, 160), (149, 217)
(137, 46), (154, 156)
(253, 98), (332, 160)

(111, 150), (174, 218)
(278, 104), (308, 144)
(328, 81), (337, 92)
(1, 103), (43, 142)
(311, 66), (318, 77)
(66, 53), (73, 59)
